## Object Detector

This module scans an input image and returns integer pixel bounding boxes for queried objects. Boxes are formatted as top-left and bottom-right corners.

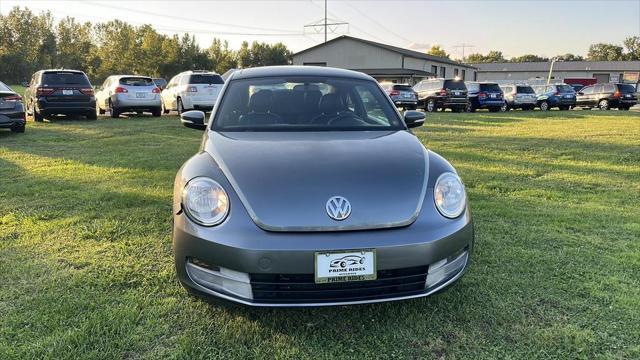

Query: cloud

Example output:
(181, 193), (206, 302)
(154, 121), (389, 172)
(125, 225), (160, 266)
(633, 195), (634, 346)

(407, 42), (430, 51)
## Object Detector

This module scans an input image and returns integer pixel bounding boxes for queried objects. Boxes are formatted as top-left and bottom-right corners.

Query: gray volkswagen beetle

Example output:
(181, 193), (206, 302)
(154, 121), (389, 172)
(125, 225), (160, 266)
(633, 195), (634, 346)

(173, 66), (473, 306)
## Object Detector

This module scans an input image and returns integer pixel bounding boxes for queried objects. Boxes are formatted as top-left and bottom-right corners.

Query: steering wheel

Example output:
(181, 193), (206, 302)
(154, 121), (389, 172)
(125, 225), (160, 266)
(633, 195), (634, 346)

(327, 113), (367, 126)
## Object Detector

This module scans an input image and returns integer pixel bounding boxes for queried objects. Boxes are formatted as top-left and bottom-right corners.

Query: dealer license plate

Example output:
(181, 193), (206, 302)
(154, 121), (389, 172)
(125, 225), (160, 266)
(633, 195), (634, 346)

(315, 249), (376, 283)
(490, 93), (497, 98)
(136, 92), (146, 98)
(62, 89), (73, 95)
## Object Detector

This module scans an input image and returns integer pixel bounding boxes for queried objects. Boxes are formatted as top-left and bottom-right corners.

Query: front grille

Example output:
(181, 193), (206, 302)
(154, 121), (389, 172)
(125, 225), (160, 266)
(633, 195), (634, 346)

(250, 265), (428, 304)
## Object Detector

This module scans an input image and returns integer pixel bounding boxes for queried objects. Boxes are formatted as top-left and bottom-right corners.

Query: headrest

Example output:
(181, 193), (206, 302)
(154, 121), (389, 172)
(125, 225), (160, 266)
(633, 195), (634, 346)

(319, 93), (341, 114)
(249, 90), (272, 113)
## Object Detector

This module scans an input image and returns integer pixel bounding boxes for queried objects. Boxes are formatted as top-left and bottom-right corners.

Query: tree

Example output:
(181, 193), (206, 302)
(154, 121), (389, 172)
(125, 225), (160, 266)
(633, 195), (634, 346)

(510, 54), (548, 62)
(207, 38), (237, 74)
(555, 53), (584, 62)
(465, 50), (505, 63)
(623, 36), (640, 60)
(587, 43), (625, 61)
(56, 17), (96, 73)
(427, 45), (449, 59)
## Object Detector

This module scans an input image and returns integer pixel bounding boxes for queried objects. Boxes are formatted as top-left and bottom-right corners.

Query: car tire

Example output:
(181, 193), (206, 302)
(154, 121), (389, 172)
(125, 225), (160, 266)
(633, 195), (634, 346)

(10, 123), (25, 133)
(109, 100), (120, 118)
(598, 99), (609, 110)
(425, 99), (437, 113)
(177, 98), (185, 115)
(31, 102), (44, 122)
(162, 100), (170, 114)
(152, 107), (162, 117)
(500, 103), (508, 112)
(466, 102), (476, 113)
(620, 106), (629, 111)
(97, 103), (105, 115)
(539, 101), (549, 111)
(86, 111), (97, 120)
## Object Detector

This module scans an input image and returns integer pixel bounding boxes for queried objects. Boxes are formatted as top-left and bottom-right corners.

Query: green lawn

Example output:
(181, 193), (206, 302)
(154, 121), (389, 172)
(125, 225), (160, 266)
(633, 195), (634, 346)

(1, 111), (639, 359)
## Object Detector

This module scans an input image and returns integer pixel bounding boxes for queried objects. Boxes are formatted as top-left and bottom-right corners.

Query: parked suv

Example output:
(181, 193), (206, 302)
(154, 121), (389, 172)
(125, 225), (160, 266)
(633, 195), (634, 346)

(95, 75), (162, 118)
(0, 81), (26, 133)
(380, 83), (417, 110)
(414, 78), (468, 112)
(24, 69), (96, 121)
(161, 70), (224, 114)
(465, 82), (504, 112)
(531, 84), (576, 111)
(499, 84), (537, 111)
(575, 83), (638, 110)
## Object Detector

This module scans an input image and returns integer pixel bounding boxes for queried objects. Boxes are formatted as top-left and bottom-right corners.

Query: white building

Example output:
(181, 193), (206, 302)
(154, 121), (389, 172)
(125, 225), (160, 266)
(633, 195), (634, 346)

(292, 36), (476, 85)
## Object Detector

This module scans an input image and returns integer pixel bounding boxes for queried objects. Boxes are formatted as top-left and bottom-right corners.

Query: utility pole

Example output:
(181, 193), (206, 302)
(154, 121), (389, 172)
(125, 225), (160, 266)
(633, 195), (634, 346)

(454, 43), (475, 62)
(324, 0), (328, 42)
(303, 0), (348, 42)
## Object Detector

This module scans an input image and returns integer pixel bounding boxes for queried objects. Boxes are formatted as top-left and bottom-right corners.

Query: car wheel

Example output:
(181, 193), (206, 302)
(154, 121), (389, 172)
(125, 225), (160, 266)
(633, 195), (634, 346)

(500, 103), (508, 112)
(152, 107), (162, 117)
(10, 123), (25, 133)
(162, 100), (169, 114)
(539, 101), (549, 111)
(97, 103), (105, 115)
(598, 99), (609, 110)
(620, 106), (629, 111)
(109, 100), (120, 118)
(177, 98), (185, 115)
(426, 99), (436, 113)
(466, 102), (475, 113)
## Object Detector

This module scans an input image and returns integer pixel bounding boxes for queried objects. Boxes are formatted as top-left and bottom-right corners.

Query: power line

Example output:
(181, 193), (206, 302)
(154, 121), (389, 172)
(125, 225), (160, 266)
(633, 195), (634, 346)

(453, 43), (475, 61)
(307, 0), (383, 42)
(341, 1), (413, 45)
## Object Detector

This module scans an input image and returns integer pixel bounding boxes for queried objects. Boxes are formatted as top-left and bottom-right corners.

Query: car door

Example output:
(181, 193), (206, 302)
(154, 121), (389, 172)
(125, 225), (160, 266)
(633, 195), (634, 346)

(576, 86), (593, 106)
(592, 85), (604, 106)
(161, 76), (177, 109)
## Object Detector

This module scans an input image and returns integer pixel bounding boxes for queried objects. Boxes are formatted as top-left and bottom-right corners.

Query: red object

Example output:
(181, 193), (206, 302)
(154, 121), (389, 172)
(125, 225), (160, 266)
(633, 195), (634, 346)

(36, 87), (55, 96)
(80, 88), (94, 96)
(564, 78), (597, 87)
(478, 92), (487, 100)
(389, 90), (400, 96)
(439, 89), (447, 96)
(152, 87), (161, 94)
(187, 86), (198, 92)
(612, 91), (621, 99)
(3, 94), (22, 101)
(115, 87), (128, 93)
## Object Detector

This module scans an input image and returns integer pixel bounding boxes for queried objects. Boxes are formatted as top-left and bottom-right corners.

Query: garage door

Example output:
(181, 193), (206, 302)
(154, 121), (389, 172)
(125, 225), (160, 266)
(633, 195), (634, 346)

(593, 73), (610, 83)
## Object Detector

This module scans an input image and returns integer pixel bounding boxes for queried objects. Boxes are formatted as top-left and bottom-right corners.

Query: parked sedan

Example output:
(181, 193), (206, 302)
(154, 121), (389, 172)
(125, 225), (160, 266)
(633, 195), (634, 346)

(531, 84), (576, 111)
(24, 69), (96, 121)
(95, 75), (162, 118)
(173, 66), (473, 307)
(380, 83), (417, 110)
(575, 83), (638, 110)
(0, 81), (26, 133)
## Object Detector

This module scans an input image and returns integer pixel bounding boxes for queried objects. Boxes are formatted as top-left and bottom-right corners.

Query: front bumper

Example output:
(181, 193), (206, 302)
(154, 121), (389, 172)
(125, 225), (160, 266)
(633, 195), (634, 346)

(174, 205), (474, 306)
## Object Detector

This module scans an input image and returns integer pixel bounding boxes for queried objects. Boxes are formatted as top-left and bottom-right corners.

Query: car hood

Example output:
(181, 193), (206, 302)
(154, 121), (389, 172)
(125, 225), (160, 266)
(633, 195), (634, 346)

(204, 131), (428, 232)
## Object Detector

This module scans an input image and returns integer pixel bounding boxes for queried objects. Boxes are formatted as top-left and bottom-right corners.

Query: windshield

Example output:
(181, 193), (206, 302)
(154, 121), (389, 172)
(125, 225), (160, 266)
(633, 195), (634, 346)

(42, 72), (90, 86)
(213, 76), (404, 132)
(119, 77), (154, 86)
(556, 84), (574, 93)
(189, 74), (224, 84)
(517, 86), (535, 94)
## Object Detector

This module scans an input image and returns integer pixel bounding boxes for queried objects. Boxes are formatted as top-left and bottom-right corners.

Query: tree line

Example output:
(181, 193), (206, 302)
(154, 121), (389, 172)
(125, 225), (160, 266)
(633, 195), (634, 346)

(425, 37), (640, 63)
(0, 6), (292, 84)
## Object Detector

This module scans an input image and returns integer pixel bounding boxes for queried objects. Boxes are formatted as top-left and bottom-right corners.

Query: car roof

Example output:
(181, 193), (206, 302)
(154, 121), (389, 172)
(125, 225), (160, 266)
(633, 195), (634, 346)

(111, 75), (153, 79)
(40, 69), (85, 74)
(229, 66), (374, 81)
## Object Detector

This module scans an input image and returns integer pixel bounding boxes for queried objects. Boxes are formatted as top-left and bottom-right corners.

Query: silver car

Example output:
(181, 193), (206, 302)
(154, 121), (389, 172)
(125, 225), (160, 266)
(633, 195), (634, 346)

(95, 75), (162, 118)
(173, 66), (474, 307)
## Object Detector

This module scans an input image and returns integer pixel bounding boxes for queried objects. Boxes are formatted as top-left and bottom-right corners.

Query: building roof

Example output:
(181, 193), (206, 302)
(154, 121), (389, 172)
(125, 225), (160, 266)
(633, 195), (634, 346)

(294, 35), (476, 69)
(472, 61), (640, 72)
(354, 68), (435, 77)
(230, 65), (374, 81)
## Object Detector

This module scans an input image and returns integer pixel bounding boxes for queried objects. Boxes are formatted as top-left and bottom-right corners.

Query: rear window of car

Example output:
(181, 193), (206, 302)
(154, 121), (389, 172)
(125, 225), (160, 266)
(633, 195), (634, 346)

(555, 85), (574, 93)
(517, 86), (535, 94)
(479, 83), (501, 92)
(0, 81), (12, 92)
(189, 74), (224, 85)
(153, 78), (167, 87)
(444, 80), (467, 90)
(617, 84), (636, 93)
(42, 72), (90, 86)
(119, 77), (154, 86)
(392, 85), (414, 91)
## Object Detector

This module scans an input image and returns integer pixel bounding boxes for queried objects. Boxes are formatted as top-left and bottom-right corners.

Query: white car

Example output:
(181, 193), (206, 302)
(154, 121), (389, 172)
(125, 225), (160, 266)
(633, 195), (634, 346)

(95, 75), (162, 118)
(161, 70), (224, 114)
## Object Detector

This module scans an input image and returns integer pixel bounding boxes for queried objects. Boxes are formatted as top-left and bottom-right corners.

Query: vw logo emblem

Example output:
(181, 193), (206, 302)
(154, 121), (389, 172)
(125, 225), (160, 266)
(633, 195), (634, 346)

(326, 196), (351, 221)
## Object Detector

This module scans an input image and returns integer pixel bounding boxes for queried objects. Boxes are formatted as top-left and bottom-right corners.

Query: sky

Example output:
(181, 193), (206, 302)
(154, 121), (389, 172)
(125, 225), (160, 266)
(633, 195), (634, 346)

(1, 0), (639, 58)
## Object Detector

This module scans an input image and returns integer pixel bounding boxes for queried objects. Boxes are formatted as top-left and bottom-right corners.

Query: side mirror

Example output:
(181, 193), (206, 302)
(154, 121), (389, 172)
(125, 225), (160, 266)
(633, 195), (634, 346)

(404, 110), (425, 128)
(578, 92), (583, 95)
(181, 110), (207, 130)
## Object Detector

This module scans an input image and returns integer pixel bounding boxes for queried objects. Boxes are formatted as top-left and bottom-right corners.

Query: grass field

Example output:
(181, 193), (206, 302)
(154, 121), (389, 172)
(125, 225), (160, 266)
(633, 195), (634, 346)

(1, 111), (639, 359)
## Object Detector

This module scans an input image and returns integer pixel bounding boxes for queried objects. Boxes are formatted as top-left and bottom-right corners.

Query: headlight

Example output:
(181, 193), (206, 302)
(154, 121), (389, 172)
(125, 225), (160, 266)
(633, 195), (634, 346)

(181, 177), (229, 226)
(434, 172), (466, 218)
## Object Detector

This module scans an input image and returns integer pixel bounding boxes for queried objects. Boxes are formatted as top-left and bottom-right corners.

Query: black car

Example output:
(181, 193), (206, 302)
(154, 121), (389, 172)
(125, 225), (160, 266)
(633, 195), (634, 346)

(413, 78), (468, 112)
(575, 83), (638, 110)
(0, 81), (25, 133)
(24, 69), (96, 121)
(465, 82), (505, 112)
(153, 78), (167, 90)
